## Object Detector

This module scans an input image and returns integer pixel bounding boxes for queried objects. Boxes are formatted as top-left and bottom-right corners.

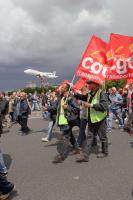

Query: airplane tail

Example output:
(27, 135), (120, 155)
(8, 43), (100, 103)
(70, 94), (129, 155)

(53, 71), (56, 76)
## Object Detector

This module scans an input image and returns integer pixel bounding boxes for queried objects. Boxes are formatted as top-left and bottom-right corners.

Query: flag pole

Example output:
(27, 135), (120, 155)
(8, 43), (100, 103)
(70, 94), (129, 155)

(65, 74), (76, 103)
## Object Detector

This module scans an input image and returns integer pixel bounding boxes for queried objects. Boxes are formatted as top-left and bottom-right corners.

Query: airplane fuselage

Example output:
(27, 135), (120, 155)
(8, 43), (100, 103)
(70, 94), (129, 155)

(24, 69), (58, 78)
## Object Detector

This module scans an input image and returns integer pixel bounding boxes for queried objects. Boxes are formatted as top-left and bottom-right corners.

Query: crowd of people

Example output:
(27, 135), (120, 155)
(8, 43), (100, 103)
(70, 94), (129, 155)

(0, 81), (133, 199)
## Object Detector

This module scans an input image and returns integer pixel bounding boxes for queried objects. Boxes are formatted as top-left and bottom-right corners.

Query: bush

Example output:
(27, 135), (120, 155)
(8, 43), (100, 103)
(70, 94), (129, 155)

(105, 80), (127, 90)
(21, 86), (56, 94)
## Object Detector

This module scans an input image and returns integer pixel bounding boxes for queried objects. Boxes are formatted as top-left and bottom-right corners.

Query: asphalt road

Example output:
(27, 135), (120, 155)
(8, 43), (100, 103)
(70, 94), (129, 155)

(1, 114), (133, 200)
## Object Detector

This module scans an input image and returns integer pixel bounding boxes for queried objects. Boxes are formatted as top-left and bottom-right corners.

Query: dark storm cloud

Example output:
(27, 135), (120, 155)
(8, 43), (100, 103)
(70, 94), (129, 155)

(0, 0), (132, 90)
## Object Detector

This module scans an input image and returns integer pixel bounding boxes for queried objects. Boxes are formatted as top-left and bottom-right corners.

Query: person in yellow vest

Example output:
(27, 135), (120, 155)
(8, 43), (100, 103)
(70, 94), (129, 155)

(74, 80), (109, 162)
(52, 83), (80, 163)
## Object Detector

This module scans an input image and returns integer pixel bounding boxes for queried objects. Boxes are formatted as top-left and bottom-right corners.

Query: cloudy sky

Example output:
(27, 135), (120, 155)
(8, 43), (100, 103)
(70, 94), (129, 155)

(0, 0), (132, 90)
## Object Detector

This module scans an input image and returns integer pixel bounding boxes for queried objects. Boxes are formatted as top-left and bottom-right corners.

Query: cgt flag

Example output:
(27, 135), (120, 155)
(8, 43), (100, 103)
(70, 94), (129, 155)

(75, 35), (107, 85)
(106, 33), (133, 80)
(127, 79), (133, 84)
(73, 78), (87, 93)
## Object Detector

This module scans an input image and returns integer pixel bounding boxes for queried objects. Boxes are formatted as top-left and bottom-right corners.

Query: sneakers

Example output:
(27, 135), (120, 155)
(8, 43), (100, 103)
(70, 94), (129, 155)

(41, 137), (49, 142)
(97, 152), (108, 158)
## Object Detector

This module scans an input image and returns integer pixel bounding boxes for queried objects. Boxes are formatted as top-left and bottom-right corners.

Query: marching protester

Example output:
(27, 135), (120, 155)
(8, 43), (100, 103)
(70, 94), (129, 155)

(0, 92), (9, 134)
(41, 92), (48, 107)
(41, 91), (51, 119)
(41, 91), (58, 142)
(74, 80), (109, 162)
(124, 83), (133, 134)
(107, 87), (124, 133)
(8, 95), (15, 123)
(31, 92), (40, 111)
(77, 86), (88, 148)
(17, 92), (31, 134)
(12, 92), (21, 123)
(121, 88), (128, 124)
(41, 92), (48, 119)
(52, 83), (80, 163)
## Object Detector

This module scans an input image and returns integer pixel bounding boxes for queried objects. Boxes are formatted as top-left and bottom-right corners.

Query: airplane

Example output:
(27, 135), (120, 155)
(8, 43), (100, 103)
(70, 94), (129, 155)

(24, 69), (58, 79)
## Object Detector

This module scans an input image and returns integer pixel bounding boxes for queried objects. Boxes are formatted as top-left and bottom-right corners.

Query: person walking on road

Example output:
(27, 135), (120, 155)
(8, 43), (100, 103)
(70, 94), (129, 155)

(74, 80), (109, 162)
(17, 92), (31, 134)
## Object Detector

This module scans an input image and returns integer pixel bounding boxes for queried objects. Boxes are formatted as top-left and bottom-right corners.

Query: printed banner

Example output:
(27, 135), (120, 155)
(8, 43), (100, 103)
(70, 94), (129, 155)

(106, 33), (133, 80)
(75, 35), (107, 85)
(73, 78), (87, 93)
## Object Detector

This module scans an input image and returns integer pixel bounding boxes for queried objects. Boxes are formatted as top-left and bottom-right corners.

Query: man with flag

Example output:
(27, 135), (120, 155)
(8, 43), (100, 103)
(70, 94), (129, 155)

(73, 35), (109, 162)
(74, 79), (109, 162)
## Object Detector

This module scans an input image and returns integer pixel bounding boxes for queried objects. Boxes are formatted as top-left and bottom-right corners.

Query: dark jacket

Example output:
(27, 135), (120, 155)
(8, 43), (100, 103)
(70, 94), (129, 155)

(19, 99), (30, 118)
(122, 93), (128, 108)
(0, 98), (9, 115)
(47, 99), (58, 121)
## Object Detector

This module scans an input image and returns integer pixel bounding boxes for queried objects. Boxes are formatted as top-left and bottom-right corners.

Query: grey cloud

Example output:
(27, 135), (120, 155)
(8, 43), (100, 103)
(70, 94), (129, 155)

(0, 0), (132, 90)
(12, 0), (106, 24)
(0, 0), (111, 67)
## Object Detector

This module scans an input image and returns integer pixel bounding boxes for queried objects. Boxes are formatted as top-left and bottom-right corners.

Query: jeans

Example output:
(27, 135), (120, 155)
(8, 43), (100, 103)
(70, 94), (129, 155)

(0, 151), (7, 174)
(17, 116), (30, 133)
(13, 107), (18, 122)
(77, 119), (87, 147)
(42, 111), (50, 120)
(31, 101), (40, 111)
(47, 120), (55, 141)
(107, 108), (124, 130)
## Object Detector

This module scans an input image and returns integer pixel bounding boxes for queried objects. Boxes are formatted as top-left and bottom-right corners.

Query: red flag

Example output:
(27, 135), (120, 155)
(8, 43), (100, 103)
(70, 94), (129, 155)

(55, 80), (69, 92)
(127, 79), (133, 84)
(106, 33), (133, 80)
(75, 35), (107, 85)
(73, 78), (87, 93)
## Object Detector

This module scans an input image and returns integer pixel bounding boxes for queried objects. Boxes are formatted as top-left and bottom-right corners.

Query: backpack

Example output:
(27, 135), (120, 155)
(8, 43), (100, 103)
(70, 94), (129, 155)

(64, 103), (80, 127)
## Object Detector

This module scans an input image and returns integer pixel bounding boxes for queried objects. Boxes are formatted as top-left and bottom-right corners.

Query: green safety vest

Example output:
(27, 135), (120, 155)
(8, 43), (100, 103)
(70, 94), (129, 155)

(57, 97), (68, 126)
(88, 89), (107, 123)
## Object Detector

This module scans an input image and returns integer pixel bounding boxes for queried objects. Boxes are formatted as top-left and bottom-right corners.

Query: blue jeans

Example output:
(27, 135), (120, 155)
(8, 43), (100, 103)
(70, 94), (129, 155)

(107, 108), (124, 130)
(77, 119), (87, 147)
(47, 120), (55, 141)
(13, 107), (18, 121)
(31, 101), (40, 111)
(42, 111), (50, 120)
(0, 151), (7, 174)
